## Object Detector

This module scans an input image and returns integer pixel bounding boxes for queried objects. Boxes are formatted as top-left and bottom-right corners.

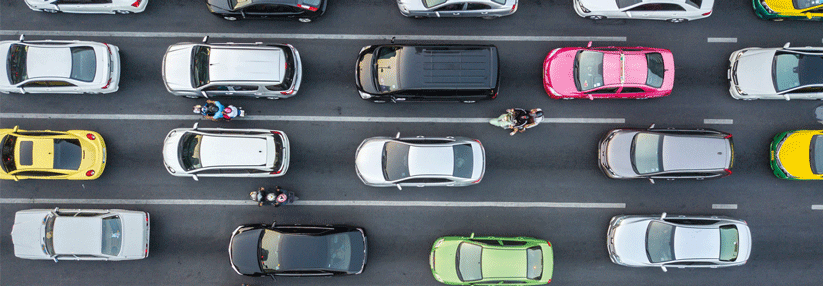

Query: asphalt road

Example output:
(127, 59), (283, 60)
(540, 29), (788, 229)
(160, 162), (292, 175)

(2, 0), (823, 285)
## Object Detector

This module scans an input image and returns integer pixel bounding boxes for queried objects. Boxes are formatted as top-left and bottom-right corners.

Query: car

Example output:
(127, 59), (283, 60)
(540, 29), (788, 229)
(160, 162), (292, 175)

(229, 223), (367, 277)
(24, 0), (148, 14)
(543, 42), (674, 100)
(0, 35), (120, 94)
(769, 129), (823, 180)
(162, 37), (302, 99)
(206, 0), (326, 22)
(728, 43), (823, 100)
(397, 0), (518, 19)
(354, 133), (485, 189)
(753, 0), (823, 21)
(429, 233), (553, 285)
(355, 44), (500, 103)
(162, 123), (289, 180)
(606, 213), (751, 271)
(0, 126), (106, 181)
(598, 125), (733, 183)
(11, 207), (150, 261)
(573, 0), (714, 22)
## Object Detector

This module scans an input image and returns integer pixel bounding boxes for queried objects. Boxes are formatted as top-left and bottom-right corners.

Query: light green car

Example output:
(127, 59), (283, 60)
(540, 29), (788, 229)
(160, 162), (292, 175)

(429, 233), (553, 285)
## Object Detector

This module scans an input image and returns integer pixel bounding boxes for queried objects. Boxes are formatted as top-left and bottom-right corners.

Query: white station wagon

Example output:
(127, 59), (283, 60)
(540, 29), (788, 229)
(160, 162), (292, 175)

(573, 0), (714, 22)
(25, 0), (148, 14)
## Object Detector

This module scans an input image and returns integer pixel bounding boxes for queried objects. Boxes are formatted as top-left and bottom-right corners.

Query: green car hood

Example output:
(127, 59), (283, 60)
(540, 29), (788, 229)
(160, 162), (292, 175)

(432, 240), (461, 284)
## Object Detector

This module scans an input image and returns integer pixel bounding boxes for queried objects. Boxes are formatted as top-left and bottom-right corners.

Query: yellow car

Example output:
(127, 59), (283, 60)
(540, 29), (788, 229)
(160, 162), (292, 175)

(0, 126), (106, 180)
(754, 0), (823, 21)
(770, 130), (823, 180)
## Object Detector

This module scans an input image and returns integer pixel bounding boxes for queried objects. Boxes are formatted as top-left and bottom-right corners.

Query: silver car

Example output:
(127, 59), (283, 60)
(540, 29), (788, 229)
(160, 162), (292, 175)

(162, 123), (290, 181)
(25, 0), (148, 14)
(397, 0), (517, 19)
(607, 213), (751, 271)
(355, 133), (485, 189)
(574, 0), (714, 22)
(728, 43), (823, 100)
(11, 208), (150, 261)
(598, 125), (733, 183)
(0, 35), (120, 94)
(162, 37), (302, 99)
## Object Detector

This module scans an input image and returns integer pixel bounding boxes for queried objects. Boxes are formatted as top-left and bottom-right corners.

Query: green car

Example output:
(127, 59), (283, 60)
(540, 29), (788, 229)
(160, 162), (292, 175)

(429, 233), (553, 285)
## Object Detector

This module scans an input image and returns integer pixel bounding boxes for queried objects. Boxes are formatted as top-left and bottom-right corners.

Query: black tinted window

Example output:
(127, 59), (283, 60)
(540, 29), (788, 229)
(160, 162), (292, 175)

(646, 53), (665, 88)
(53, 139), (82, 170)
(629, 4), (685, 11)
(452, 144), (474, 179)
(383, 142), (410, 181)
(7, 44), (27, 84)
(466, 3), (491, 10)
(621, 87), (645, 93)
(192, 45), (210, 88)
(1, 135), (16, 172)
(70, 47), (96, 82)
(436, 3), (464, 11)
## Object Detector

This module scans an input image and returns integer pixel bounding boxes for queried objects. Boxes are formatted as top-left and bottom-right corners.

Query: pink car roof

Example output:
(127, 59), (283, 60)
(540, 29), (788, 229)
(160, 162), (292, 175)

(602, 52), (648, 86)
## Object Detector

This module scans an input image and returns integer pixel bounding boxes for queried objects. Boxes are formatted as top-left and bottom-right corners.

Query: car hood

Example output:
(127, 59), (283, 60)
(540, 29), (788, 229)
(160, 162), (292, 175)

(735, 224), (753, 263)
(397, 0), (427, 11)
(611, 218), (651, 266)
(547, 49), (579, 96)
(206, 0), (232, 12)
(777, 131), (815, 178)
(431, 240), (461, 283)
(604, 131), (639, 178)
(11, 210), (51, 259)
(230, 228), (264, 275)
(662, 136), (731, 171)
(162, 129), (186, 174)
(578, 0), (618, 11)
(735, 49), (777, 95)
(163, 44), (196, 93)
(355, 139), (388, 185)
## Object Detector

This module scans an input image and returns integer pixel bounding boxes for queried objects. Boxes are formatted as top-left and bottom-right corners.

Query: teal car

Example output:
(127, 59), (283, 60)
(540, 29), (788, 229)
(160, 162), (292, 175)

(754, 0), (823, 21)
(429, 233), (553, 285)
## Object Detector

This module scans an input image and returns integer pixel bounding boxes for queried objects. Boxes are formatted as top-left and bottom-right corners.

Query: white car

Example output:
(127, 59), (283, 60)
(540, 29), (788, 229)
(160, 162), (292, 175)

(0, 35), (120, 94)
(11, 208), (150, 261)
(729, 43), (823, 100)
(573, 0), (714, 22)
(162, 123), (290, 180)
(607, 213), (751, 271)
(25, 0), (148, 14)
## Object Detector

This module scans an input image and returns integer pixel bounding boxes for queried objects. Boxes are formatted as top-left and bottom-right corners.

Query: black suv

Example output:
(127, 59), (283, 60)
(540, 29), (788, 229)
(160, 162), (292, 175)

(206, 0), (327, 22)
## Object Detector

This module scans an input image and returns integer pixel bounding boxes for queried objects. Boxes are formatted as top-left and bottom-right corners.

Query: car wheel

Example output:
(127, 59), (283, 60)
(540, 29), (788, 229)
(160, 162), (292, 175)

(114, 10), (131, 14)
(298, 18), (312, 23)
(771, 18), (784, 21)
(266, 97), (280, 100)
(185, 95), (200, 99)
(413, 16), (424, 19)
(562, 97), (574, 100)
(667, 18), (688, 23)
(373, 100), (386, 103)
(587, 15), (605, 20)
(41, 9), (59, 13)
(223, 16), (238, 21)
(481, 16), (497, 20)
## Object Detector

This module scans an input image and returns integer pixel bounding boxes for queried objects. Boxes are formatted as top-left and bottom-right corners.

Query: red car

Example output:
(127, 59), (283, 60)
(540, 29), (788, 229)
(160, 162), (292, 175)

(543, 42), (674, 100)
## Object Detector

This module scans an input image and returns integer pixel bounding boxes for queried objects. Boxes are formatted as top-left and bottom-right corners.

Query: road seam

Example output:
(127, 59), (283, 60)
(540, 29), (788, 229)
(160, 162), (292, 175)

(704, 119), (733, 125)
(707, 37), (737, 43)
(711, 204), (737, 210)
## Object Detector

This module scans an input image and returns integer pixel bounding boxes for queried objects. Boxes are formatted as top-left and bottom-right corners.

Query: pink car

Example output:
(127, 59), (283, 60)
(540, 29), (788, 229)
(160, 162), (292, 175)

(543, 42), (674, 100)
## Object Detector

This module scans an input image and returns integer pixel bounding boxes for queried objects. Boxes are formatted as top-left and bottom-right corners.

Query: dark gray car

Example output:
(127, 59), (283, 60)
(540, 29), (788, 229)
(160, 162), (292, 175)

(397, 0), (517, 19)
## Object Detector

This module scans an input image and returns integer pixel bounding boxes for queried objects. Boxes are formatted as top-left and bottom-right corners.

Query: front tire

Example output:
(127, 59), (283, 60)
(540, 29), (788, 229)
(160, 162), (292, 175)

(298, 18), (312, 23)
(114, 10), (131, 14)
(587, 15), (605, 20)
(223, 16), (238, 21)
(41, 9), (59, 13)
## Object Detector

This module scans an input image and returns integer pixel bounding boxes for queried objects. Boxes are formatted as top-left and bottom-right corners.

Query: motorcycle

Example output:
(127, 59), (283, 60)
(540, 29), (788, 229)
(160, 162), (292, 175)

(249, 186), (298, 207)
(193, 100), (245, 121)
(490, 108), (543, 135)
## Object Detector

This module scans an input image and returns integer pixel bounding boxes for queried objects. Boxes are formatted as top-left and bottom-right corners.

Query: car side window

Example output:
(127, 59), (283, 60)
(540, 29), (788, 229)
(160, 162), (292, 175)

(620, 87), (645, 93)
(500, 240), (528, 246)
(586, 87), (619, 94)
(56, 0), (113, 4)
(787, 86), (823, 93)
(628, 4), (685, 11)
(47, 81), (76, 87)
(663, 218), (719, 225)
(436, 3), (464, 11)
(202, 85), (229, 91)
(401, 178), (452, 183)
(466, 3), (491, 10)
(668, 261), (716, 266)
(13, 171), (63, 177)
(470, 239), (499, 245)
(246, 4), (300, 13)
(230, 85), (259, 91)
(21, 81), (50, 88)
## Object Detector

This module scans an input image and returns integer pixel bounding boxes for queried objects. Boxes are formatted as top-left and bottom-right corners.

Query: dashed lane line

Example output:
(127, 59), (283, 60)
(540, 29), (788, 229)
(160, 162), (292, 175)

(712, 204), (738, 210)
(704, 119), (733, 125)
(707, 37), (737, 43)
(812, 205), (823, 210)
(0, 198), (625, 209)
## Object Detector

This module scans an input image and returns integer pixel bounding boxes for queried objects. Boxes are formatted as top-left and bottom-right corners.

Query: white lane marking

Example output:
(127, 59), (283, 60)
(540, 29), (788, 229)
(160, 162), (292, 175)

(0, 198), (625, 208)
(707, 37), (737, 43)
(712, 204), (738, 210)
(812, 205), (823, 210)
(704, 119), (733, 125)
(0, 113), (625, 124)
(0, 30), (627, 42)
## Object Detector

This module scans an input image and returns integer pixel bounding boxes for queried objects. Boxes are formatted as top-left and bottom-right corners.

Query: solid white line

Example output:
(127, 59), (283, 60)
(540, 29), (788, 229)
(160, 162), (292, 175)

(707, 37), (737, 43)
(0, 113), (625, 124)
(712, 204), (738, 210)
(704, 119), (733, 125)
(812, 205), (823, 210)
(0, 198), (625, 208)
(0, 30), (627, 42)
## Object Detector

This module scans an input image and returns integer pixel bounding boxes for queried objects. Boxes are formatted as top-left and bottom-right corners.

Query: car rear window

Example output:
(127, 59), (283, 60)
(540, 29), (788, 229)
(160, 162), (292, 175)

(179, 133), (203, 171)
(719, 225), (739, 262)
(452, 144), (474, 179)
(794, 0), (822, 9)
(645, 53), (665, 88)
(457, 242), (482, 282)
(526, 247), (543, 280)
(383, 141), (410, 181)
(1, 135), (17, 172)
(101, 216), (122, 256)
(266, 47), (296, 91)
(574, 50), (604, 91)
(53, 139), (82, 170)
(70, 47), (96, 82)
(7, 44), (27, 84)
(811, 135), (823, 174)
(646, 221), (675, 263)
(685, 0), (702, 8)
(632, 133), (663, 175)
(424, 0), (448, 8)
(192, 45), (210, 88)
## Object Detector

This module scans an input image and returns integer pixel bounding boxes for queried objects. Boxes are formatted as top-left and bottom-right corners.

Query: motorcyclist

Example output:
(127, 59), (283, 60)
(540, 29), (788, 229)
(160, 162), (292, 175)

(251, 186), (296, 207)
(192, 100), (227, 121)
(509, 108), (543, 136)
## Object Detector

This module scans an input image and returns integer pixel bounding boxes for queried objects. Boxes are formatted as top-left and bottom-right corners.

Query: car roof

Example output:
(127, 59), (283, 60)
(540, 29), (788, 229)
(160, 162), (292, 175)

(199, 135), (270, 167)
(209, 46), (285, 83)
(481, 248), (527, 279)
(53, 216), (104, 256)
(673, 226), (720, 260)
(15, 137), (57, 170)
(660, 134), (730, 171)
(26, 46), (73, 79)
(408, 146), (454, 176)
(395, 45), (497, 90)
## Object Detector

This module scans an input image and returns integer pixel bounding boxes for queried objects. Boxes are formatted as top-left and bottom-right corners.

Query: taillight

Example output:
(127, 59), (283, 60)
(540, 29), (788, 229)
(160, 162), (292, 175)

(547, 241), (552, 247)
(271, 131), (281, 136)
(702, 10), (711, 16)
(511, 3), (516, 12)
(271, 170), (282, 175)
(280, 89), (294, 95)
(724, 134), (732, 139)
(724, 169), (732, 176)
(492, 91), (498, 99)
(102, 78), (112, 89)
(103, 43), (112, 55)
(297, 4), (318, 11)
(132, 0), (141, 7)
(86, 133), (96, 140)
(86, 170), (95, 177)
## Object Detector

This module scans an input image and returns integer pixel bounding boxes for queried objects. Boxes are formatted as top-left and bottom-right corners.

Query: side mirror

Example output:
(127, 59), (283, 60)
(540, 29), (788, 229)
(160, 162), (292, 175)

(648, 178), (655, 184)
(395, 132), (401, 139)
(52, 207), (60, 213)
(586, 41), (592, 48)
(783, 42), (791, 49)
(395, 184), (402, 190)
(53, 257), (58, 263)
(587, 94), (594, 100)
(12, 125), (19, 133)
(191, 174), (199, 181)
(18, 34), (24, 42)
(201, 91), (209, 98)
(469, 232), (475, 238)
(660, 265), (667, 272)
(192, 122), (199, 130)
(12, 175), (19, 182)
(202, 36), (209, 43)
(782, 93), (791, 101)
(648, 123), (655, 129)
(272, 220), (277, 226)
(661, 212), (667, 219)
(806, 12), (813, 19)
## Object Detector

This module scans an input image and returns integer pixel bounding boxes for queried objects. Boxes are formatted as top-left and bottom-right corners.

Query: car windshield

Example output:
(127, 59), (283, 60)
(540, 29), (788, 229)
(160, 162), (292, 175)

(646, 221), (675, 263)
(1, 135), (17, 173)
(685, 0), (702, 8)
(574, 50), (604, 91)
(383, 141), (410, 181)
(646, 53), (665, 88)
(373, 47), (401, 93)
(616, 0), (642, 9)
(179, 133), (203, 171)
(423, 0), (448, 8)
(811, 135), (823, 174)
(101, 216), (122, 256)
(457, 242), (482, 282)
(490, 0), (505, 4)
(452, 144), (474, 179)
(718, 225), (739, 262)
(259, 229), (282, 272)
(794, 0), (823, 9)
(7, 44), (27, 84)
(191, 45), (210, 88)
(70, 47), (96, 82)
(53, 139), (82, 170)
(632, 133), (663, 175)
(772, 51), (823, 92)
(326, 233), (353, 272)
(526, 247), (543, 280)
(43, 212), (56, 256)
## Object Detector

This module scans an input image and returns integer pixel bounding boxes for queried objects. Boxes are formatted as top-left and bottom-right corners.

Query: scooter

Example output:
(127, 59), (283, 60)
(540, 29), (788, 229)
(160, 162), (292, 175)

(193, 101), (245, 121)
(490, 108), (543, 135)
(249, 187), (298, 207)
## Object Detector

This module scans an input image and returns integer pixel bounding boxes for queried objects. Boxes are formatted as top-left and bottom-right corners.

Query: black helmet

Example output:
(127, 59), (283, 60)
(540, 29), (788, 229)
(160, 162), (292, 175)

(531, 108), (543, 118)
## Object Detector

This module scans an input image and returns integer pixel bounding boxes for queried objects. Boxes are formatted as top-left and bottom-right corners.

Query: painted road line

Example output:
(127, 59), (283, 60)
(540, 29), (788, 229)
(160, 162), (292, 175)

(0, 30), (627, 42)
(707, 37), (737, 43)
(812, 205), (823, 210)
(0, 198), (625, 209)
(0, 113), (625, 124)
(712, 204), (738, 210)
(704, 119), (733, 125)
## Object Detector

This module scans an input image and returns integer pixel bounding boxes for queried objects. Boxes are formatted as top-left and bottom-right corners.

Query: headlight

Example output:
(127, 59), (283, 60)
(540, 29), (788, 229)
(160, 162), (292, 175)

(760, 1), (775, 14)
(578, 2), (591, 13)
(165, 163), (176, 174)
(359, 91), (373, 99)
(734, 85), (747, 96)
(433, 238), (444, 248)
(610, 216), (625, 227)
(547, 86), (561, 97)
(433, 273), (443, 282)
(547, 48), (560, 59)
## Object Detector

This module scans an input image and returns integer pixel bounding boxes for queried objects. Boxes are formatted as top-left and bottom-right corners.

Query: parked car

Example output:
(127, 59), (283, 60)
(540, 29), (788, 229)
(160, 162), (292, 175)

(598, 125), (733, 183)
(162, 37), (302, 99)
(0, 126), (106, 181)
(573, 0), (714, 22)
(770, 129), (823, 180)
(229, 223), (367, 277)
(24, 0), (148, 14)
(429, 233), (553, 285)
(206, 0), (326, 22)
(0, 35), (120, 94)
(11, 208), (150, 261)
(355, 133), (485, 189)
(355, 44), (499, 103)
(728, 43), (823, 100)
(753, 0), (823, 21)
(607, 213), (751, 271)
(162, 123), (289, 180)
(397, 0), (517, 19)
(543, 42), (674, 100)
